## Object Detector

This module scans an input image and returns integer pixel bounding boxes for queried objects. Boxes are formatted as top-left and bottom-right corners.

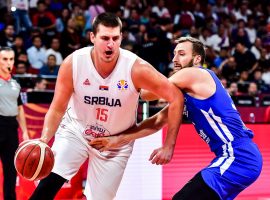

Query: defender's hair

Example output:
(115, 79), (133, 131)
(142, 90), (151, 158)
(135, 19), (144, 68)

(92, 12), (122, 35)
(0, 46), (14, 52)
(175, 37), (206, 64)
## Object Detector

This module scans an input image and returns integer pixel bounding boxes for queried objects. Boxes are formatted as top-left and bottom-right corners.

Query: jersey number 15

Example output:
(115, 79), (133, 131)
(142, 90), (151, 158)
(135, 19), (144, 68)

(96, 108), (108, 122)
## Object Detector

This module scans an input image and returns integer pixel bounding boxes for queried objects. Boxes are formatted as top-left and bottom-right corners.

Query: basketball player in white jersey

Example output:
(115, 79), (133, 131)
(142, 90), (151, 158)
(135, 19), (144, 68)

(29, 12), (183, 200)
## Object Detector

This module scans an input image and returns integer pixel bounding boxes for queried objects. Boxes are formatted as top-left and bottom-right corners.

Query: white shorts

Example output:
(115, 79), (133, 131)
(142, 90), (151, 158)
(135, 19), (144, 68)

(51, 117), (134, 200)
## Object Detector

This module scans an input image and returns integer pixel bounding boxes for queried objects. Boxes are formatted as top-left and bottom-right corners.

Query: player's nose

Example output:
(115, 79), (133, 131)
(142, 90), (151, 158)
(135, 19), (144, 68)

(107, 39), (114, 48)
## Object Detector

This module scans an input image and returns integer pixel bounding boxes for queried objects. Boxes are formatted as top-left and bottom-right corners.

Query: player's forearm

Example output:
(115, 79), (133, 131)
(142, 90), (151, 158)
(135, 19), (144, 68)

(40, 108), (65, 143)
(163, 91), (184, 148)
(120, 106), (169, 142)
(17, 106), (28, 134)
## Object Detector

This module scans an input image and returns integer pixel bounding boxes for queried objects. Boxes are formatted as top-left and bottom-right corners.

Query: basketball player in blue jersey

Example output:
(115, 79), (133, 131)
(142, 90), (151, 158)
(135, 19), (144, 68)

(90, 37), (263, 200)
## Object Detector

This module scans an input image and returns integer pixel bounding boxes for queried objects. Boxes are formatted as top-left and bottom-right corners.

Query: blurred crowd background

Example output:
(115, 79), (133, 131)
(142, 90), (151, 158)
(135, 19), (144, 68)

(1, 0), (270, 115)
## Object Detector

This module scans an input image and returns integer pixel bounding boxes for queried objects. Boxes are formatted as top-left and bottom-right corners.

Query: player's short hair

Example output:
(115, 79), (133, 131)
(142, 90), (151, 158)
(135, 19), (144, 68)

(92, 12), (122, 35)
(0, 46), (14, 52)
(175, 37), (206, 64)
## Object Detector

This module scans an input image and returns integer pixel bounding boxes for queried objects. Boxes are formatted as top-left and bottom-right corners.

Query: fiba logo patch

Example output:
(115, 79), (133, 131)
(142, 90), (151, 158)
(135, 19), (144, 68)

(117, 80), (128, 90)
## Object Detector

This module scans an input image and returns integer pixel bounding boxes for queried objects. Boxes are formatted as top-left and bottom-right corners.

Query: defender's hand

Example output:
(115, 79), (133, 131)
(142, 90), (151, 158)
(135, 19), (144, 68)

(149, 146), (174, 165)
(89, 135), (128, 152)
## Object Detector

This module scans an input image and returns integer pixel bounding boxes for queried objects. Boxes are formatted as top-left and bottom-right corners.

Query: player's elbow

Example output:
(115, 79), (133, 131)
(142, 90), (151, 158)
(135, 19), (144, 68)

(140, 89), (158, 101)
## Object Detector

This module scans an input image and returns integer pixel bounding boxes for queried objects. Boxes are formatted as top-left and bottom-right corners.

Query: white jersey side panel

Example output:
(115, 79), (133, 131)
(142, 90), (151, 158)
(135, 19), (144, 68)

(65, 47), (139, 140)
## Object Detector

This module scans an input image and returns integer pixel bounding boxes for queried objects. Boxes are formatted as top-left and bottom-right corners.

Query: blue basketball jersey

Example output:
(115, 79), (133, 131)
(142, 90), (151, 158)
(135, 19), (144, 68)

(183, 67), (262, 200)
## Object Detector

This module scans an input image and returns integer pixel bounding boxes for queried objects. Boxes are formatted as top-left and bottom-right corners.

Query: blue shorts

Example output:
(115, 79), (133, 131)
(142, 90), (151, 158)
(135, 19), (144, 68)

(202, 138), (262, 200)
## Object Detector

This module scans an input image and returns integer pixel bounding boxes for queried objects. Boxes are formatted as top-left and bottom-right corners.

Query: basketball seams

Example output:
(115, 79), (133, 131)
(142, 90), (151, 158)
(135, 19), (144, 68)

(29, 142), (47, 181)
(14, 140), (38, 175)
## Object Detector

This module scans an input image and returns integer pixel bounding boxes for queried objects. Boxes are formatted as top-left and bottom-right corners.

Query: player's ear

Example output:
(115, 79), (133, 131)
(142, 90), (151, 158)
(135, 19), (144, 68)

(193, 55), (201, 65)
(90, 32), (95, 43)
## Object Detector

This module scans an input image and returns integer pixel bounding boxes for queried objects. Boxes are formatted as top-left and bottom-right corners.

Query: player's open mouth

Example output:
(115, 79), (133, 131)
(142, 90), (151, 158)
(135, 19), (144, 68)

(105, 50), (113, 56)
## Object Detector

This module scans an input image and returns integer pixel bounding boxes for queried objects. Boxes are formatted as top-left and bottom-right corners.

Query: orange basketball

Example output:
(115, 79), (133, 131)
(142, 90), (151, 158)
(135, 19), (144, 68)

(14, 140), (54, 181)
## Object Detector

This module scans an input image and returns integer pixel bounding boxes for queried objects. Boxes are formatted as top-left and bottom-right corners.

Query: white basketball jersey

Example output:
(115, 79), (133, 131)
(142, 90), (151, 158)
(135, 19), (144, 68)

(64, 47), (139, 140)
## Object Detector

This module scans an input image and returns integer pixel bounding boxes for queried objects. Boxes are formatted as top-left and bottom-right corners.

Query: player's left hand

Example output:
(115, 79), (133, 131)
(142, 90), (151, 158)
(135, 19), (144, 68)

(149, 146), (174, 165)
(89, 135), (128, 152)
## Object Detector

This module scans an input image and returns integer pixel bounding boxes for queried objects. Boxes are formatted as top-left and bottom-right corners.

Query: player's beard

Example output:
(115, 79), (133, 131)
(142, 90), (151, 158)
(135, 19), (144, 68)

(184, 58), (194, 68)
(172, 58), (194, 74)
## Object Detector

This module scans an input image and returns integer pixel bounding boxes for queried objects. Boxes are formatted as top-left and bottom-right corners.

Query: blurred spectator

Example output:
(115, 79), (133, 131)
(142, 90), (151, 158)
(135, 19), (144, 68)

(251, 38), (263, 60)
(60, 18), (81, 57)
(193, 3), (205, 28)
(220, 77), (228, 88)
(121, 27), (136, 51)
(151, 0), (171, 19)
(262, 66), (270, 85)
(14, 60), (34, 89)
(140, 6), (151, 25)
(204, 3), (219, 23)
(231, 19), (250, 47)
(32, 0), (56, 47)
(121, 0), (132, 19)
(26, 35), (47, 71)
(232, 0), (252, 23)
(247, 82), (259, 97)
(214, 47), (229, 68)
(88, 0), (105, 25)
(199, 27), (212, 47)
(81, 28), (93, 47)
(155, 18), (173, 76)
(174, 6), (195, 34)
(245, 16), (257, 44)
(227, 82), (241, 96)
(233, 42), (257, 74)
(24, 27), (42, 49)
(55, 8), (71, 33)
(39, 54), (59, 76)
(12, 35), (27, 63)
(256, 48), (270, 71)
(232, 27), (252, 48)
(27, 76), (48, 92)
(45, 37), (63, 66)
(238, 70), (250, 93)
(138, 29), (160, 70)
(204, 45), (216, 68)
(17, 52), (30, 67)
(253, 69), (270, 93)
(212, 0), (229, 16)
(15, 61), (28, 75)
(133, 24), (147, 47)
(11, 0), (32, 34)
(205, 16), (218, 35)
(71, 3), (85, 33)
(0, 24), (15, 47)
(207, 24), (230, 52)
(126, 8), (140, 34)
